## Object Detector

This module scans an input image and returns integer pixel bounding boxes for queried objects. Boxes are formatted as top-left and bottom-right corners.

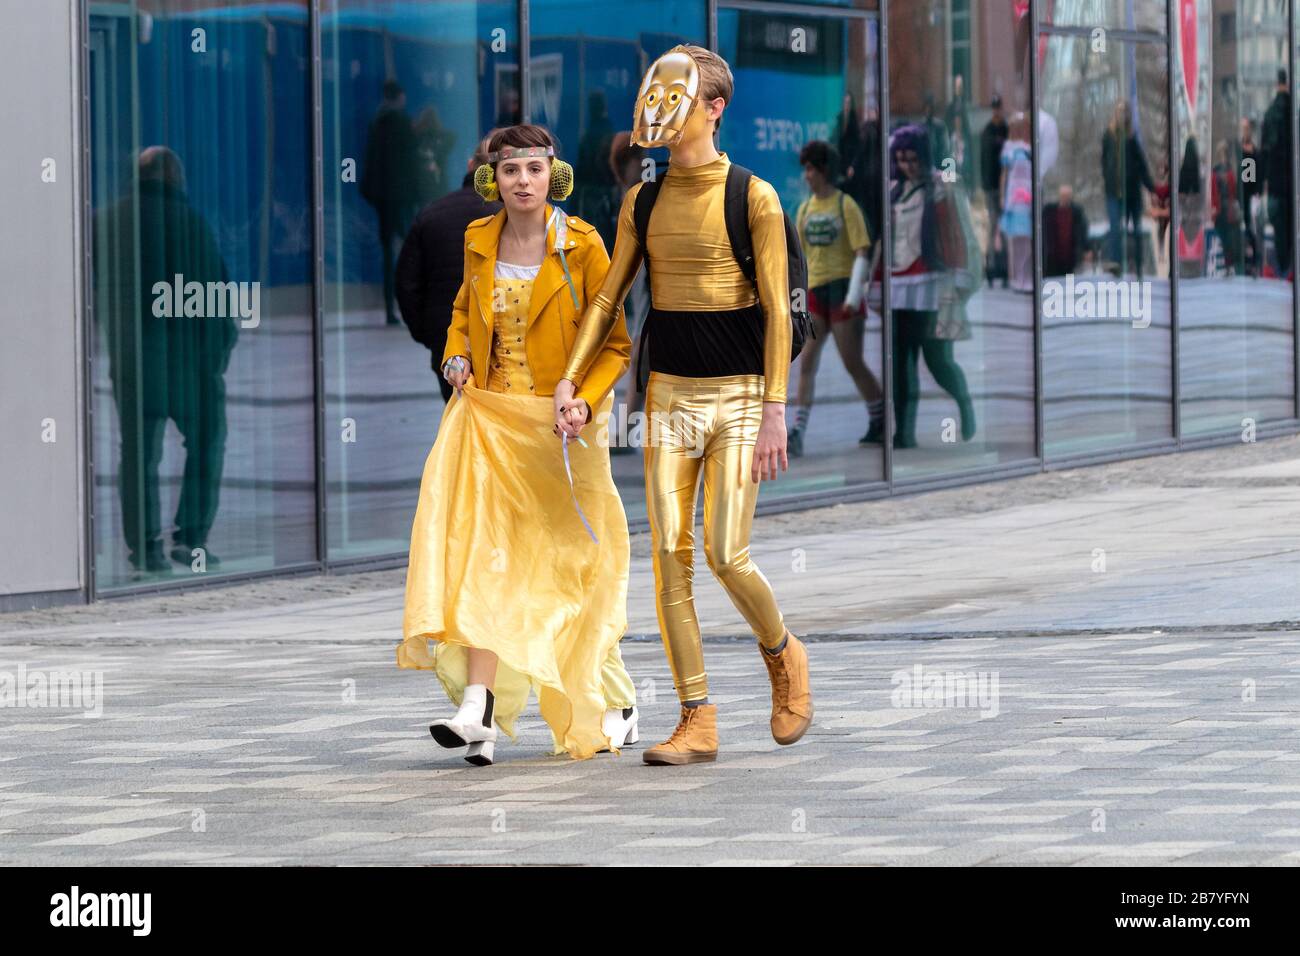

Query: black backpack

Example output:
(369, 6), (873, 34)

(632, 163), (814, 389)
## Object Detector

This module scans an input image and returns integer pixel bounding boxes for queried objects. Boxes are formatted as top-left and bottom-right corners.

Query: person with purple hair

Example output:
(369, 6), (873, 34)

(871, 123), (977, 447)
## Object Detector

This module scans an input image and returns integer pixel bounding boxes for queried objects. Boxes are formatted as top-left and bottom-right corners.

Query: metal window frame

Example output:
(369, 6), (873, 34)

(1032, 0), (1044, 462)
(81, 0), (154, 601)
(1167, 0), (1181, 446)
(519, 0), (531, 121)
(1292, 0), (1299, 421)
(310, 0), (328, 570)
(78, 0), (95, 604)
(880, 0), (893, 491)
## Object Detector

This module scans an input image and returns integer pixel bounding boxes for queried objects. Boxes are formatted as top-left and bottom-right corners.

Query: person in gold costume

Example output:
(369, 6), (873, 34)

(399, 125), (638, 766)
(554, 46), (814, 765)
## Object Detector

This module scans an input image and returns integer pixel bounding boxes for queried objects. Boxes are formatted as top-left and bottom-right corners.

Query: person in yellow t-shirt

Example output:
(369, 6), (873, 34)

(790, 140), (885, 455)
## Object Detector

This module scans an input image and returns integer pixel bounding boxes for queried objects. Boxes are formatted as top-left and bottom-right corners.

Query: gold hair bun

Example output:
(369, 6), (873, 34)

(549, 159), (574, 201)
(473, 163), (499, 201)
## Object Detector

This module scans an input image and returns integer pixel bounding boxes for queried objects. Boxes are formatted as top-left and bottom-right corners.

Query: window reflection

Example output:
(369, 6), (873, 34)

(89, 1), (316, 589)
(1042, 0), (1168, 33)
(83, 0), (1300, 596)
(322, 0), (520, 561)
(1179, 0), (1294, 436)
(1040, 31), (1174, 456)
(719, 9), (886, 493)
(885, 0), (1036, 476)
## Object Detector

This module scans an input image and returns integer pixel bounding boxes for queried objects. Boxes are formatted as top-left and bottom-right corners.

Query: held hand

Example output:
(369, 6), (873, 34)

(752, 403), (789, 483)
(553, 380), (589, 438)
(552, 402), (590, 438)
(557, 398), (590, 438)
(553, 379), (577, 435)
(443, 356), (471, 394)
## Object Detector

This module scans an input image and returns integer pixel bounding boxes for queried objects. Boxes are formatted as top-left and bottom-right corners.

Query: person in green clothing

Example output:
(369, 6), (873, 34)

(94, 146), (237, 574)
(788, 140), (884, 455)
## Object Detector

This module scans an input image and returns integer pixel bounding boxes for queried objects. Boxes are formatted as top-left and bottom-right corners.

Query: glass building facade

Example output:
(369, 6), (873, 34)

(52, 0), (1300, 599)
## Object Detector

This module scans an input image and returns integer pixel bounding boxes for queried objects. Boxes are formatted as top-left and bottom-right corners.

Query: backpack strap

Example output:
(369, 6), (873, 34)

(633, 174), (663, 272)
(631, 175), (663, 395)
(723, 162), (756, 285)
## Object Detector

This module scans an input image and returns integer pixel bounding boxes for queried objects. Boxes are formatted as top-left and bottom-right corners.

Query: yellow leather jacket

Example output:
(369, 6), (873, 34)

(444, 204), (632, 412)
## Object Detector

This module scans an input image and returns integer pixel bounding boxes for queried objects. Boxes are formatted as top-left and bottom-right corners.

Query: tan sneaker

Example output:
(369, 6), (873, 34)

(761, 632), (813, 745)
(642, 704), (718, 765)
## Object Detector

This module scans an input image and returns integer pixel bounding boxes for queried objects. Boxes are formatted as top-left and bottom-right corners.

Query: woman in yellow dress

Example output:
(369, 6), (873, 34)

(398, 125), (637, 766)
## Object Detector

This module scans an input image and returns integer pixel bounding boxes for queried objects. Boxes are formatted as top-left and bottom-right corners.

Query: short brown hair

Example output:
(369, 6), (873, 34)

(486, 124), (558, 170)
(799, 140), (838, 176)
(471, 129), (500, 169)
(678, 45), (733, 133)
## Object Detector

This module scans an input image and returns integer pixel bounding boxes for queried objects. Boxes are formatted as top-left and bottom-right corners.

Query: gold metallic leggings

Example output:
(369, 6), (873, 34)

(643, 372), (786, 702)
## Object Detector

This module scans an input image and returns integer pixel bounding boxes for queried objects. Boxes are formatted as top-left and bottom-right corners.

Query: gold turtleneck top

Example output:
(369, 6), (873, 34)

(562, 152), (790, 404)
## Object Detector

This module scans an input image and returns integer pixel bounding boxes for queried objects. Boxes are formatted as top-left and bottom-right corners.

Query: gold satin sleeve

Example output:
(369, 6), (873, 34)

(564, 184), (644, 386)
(572, 230), (632, 414)
(747, 177), (791, 404)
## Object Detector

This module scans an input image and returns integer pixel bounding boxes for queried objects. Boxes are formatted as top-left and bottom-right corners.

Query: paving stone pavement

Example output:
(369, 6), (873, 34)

(2, 629), (1299, 866)
(3, 434), (1300, 865)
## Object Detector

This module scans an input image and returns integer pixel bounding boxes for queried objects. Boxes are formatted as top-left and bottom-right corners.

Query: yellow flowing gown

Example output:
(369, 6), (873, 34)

(398, 275), (634, 760)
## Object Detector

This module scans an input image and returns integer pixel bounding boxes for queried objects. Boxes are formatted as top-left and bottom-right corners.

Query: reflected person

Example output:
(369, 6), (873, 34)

(1101, 100), (1155, 277)
(979, 94), (1009, 287)
(1261, 69), (1292, 277)
(94, 146), (236, 573)
(1042, 183), (1089, 277)
(877, 125), (976, 448)
(360, 80), (419, 326)
(1211, 140), (1243, 275)
(789, 140), (883, 454)
(1236, 118), (1262, 276)
(395, 134), (502, 404)
(999, 112), (1033, 292)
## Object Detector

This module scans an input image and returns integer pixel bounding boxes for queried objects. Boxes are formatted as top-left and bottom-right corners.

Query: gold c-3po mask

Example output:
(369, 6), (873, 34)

(632, 46), (702, 148)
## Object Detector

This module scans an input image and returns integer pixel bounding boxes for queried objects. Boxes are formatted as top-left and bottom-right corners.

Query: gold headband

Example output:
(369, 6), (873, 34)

(487, 145), (555, 162)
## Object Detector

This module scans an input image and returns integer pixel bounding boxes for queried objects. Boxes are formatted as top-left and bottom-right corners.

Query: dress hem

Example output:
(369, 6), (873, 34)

(398, 628), (622, 760)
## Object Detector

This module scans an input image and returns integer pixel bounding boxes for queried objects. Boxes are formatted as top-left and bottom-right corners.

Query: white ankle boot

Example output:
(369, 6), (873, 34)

(430, 684), (498, 765)
(601, 705), (640, 750)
